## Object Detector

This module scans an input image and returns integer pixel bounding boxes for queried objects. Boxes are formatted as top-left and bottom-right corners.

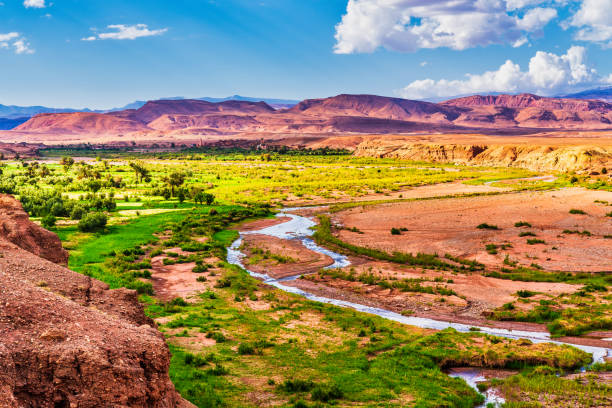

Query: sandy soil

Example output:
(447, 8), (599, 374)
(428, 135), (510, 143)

(302, 261), (578, 317)
(150, 250), (223, 301)
(281, 181), (508, 207)
(333, 188), (612, 272)
(235, 217), (292, 231)
(240, 234), (334, 279)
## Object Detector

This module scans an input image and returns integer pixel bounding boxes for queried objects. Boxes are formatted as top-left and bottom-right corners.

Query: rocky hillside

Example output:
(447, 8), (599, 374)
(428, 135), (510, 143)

(352, 138), (612, 173)
(0, 194), (193, 408)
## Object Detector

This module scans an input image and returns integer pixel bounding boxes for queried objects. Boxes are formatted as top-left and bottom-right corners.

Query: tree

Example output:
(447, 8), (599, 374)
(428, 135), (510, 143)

(60, 156), (75, 171)
(129, 161), (150, 183)
(78, 212), (107, 232)
(193, 191), (214, 205)
(87, 179), (102, 193)
(163, 171), (186, 197)
(41, 214), (56, 229)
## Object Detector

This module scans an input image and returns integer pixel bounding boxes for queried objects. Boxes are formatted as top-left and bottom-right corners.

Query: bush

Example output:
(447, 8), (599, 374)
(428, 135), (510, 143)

(477, 223), (500, 230)
(70, 205), (87, 220)
(516, 290), (535, 298)
(41, 214), (56, 229)
(569, 209), (586, 215)
(238, 343), (255, 355)
(311, 384), (343, 402)
(279, 379), (314, 393)
(390, 227), (401, 235)
(514, 221), (532, 228)
(77, 212), (108, 232)
(527, 238), (546, 245)
(170, 297), (188, 306)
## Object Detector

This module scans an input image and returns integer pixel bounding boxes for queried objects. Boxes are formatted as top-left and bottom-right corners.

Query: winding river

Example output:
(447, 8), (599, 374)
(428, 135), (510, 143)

(227, 209), (611, 407)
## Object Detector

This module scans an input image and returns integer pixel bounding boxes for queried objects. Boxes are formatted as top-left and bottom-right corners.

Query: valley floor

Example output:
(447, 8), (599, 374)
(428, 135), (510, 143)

(4, 149), (610, 407)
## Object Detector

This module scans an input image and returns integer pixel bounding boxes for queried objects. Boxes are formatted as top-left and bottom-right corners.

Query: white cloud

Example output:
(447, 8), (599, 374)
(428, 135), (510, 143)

(13, 38), (33, 54)
(23, 0), (45, 8)
(334, 0), (560, 54)
(0, 32), (19, 43)
(399, 46), (605, 99)
(567, 0), (612, 46)
(505, 0), (551, 11)
(0, 32), (33, 54)
(82, 24), (168, 41)
(517, 7), (557, 31)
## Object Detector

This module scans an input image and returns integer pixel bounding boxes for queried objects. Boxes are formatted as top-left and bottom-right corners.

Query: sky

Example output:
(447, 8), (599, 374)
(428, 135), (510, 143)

(2, 0), (612, 109)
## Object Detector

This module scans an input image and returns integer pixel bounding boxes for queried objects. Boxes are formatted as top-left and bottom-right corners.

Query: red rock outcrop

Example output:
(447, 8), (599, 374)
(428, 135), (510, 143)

(0, 195), (69, 264)
(0, 194), (194, 408)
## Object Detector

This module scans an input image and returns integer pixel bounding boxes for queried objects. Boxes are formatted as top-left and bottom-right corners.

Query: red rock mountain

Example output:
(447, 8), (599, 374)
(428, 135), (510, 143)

(0, 194), (194, 408)
(8, 93), (612, 141)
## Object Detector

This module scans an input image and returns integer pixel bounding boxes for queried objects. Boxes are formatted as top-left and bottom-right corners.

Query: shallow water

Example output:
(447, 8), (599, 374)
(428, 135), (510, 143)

(448, 368), (506, 407)
(228, 210), (612, 362)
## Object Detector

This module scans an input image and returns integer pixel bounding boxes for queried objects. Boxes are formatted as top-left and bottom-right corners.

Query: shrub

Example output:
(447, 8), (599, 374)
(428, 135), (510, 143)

(518, 231), (536, 237)
(311, 384), (343, 402)
(192, 264), (208, 273)
(516, 290), (535, 298)
(569, 209), (586, 215)
(170, 297), (188, 306)
(390, 228), (401, 235)
(238, 343), (255, 355)
(184, 352), (207, 366)
(514, 221), (532, 228)
(41, 214), (56, 229)
(477, 223), (500, 230)
(70, 205), (87, 220)
(77, 212), (108, 232)
(485, 244), (498, 254)
(279, 379), (314, 393)
(527, 239), (546, 245)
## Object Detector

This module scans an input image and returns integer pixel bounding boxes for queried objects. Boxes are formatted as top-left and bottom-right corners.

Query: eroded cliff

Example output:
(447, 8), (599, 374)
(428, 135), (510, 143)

(0, 194), (193, 408)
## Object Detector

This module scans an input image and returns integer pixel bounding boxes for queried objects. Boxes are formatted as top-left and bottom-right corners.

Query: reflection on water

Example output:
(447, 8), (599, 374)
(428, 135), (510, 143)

(448, 368), (505, 407)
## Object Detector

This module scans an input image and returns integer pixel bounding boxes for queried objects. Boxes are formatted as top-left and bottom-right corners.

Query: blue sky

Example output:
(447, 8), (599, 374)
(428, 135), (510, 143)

(2, 0), (612, 109)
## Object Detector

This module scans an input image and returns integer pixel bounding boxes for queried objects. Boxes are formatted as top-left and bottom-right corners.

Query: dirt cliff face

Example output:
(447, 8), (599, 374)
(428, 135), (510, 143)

(0, 194), (193, 408)
(0, 195), (69, 265)
(353, 139), (612, 173)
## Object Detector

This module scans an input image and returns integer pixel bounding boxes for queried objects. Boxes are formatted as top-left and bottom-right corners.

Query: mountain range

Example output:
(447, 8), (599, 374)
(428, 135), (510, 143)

(3, 92), (612, 144)
(0, 95), (299, 121)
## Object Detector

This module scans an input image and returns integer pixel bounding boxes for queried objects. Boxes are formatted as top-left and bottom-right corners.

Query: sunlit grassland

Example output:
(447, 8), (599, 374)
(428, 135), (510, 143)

(2, 153), (538, 207)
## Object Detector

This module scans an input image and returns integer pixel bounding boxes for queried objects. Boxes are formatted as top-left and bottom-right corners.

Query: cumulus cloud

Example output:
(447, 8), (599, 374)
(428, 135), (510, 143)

(334, 0), (561, 53)
(567, 0), (612, 46)
(517, 7), (558, 31)
(0, 32), (33, 54)
(23, 0), (45, 8)
(399, 46), (606, 99)
(82, 24), (167, 41)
